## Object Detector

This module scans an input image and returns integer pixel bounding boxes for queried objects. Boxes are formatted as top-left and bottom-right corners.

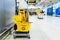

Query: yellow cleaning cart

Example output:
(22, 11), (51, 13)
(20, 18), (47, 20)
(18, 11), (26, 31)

(13, 8), (31, 39)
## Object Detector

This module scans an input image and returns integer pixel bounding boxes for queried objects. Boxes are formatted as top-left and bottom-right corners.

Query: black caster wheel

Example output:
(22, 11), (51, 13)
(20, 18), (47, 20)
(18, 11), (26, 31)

(28, 37), (30, 39)
(13, 35), (16, 39)
(13, 36), (16, 39)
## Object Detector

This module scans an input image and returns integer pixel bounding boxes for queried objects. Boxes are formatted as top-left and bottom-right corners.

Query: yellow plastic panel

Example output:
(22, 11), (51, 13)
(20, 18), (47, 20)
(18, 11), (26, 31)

(16, 22), (31, 32)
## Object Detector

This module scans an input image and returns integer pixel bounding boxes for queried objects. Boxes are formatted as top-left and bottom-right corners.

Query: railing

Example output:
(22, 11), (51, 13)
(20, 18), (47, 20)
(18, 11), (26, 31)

(0, 23), (14, 40)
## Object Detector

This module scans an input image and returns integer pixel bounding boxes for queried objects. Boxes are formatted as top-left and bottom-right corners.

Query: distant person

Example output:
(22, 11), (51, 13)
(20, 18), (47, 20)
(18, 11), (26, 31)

(41, 10), (45, 15)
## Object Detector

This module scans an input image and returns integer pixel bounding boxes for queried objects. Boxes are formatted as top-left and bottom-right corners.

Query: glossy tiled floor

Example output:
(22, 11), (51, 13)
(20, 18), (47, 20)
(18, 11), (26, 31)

(5, 15), (60, 40)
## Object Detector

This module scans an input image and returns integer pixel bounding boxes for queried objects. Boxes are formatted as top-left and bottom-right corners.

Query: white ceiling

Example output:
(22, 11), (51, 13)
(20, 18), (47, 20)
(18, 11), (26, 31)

(16, 0), (59, 9)
(36, 0), (59, 7)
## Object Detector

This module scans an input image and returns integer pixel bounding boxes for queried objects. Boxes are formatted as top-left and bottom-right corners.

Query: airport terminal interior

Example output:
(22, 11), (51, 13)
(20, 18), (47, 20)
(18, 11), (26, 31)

(0, 0), (60, 40)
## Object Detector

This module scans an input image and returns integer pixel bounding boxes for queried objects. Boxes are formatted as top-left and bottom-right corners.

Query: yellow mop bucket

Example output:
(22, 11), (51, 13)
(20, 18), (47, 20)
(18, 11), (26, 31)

(16, 22), (31, 32)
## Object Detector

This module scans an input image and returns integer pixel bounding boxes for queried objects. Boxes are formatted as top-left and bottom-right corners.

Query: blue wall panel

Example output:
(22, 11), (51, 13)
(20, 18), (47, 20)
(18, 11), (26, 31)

(47, 7), (53, 15)
(56, 7), (60, 16)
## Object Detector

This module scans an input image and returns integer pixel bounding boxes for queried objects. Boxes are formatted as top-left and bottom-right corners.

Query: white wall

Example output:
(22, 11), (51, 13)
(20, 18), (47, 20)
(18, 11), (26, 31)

(17, 0), (28, 8)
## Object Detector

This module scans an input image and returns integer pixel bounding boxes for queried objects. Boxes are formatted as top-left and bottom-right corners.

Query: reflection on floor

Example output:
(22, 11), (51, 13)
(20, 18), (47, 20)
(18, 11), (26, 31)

(5, 15), (60, 40)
